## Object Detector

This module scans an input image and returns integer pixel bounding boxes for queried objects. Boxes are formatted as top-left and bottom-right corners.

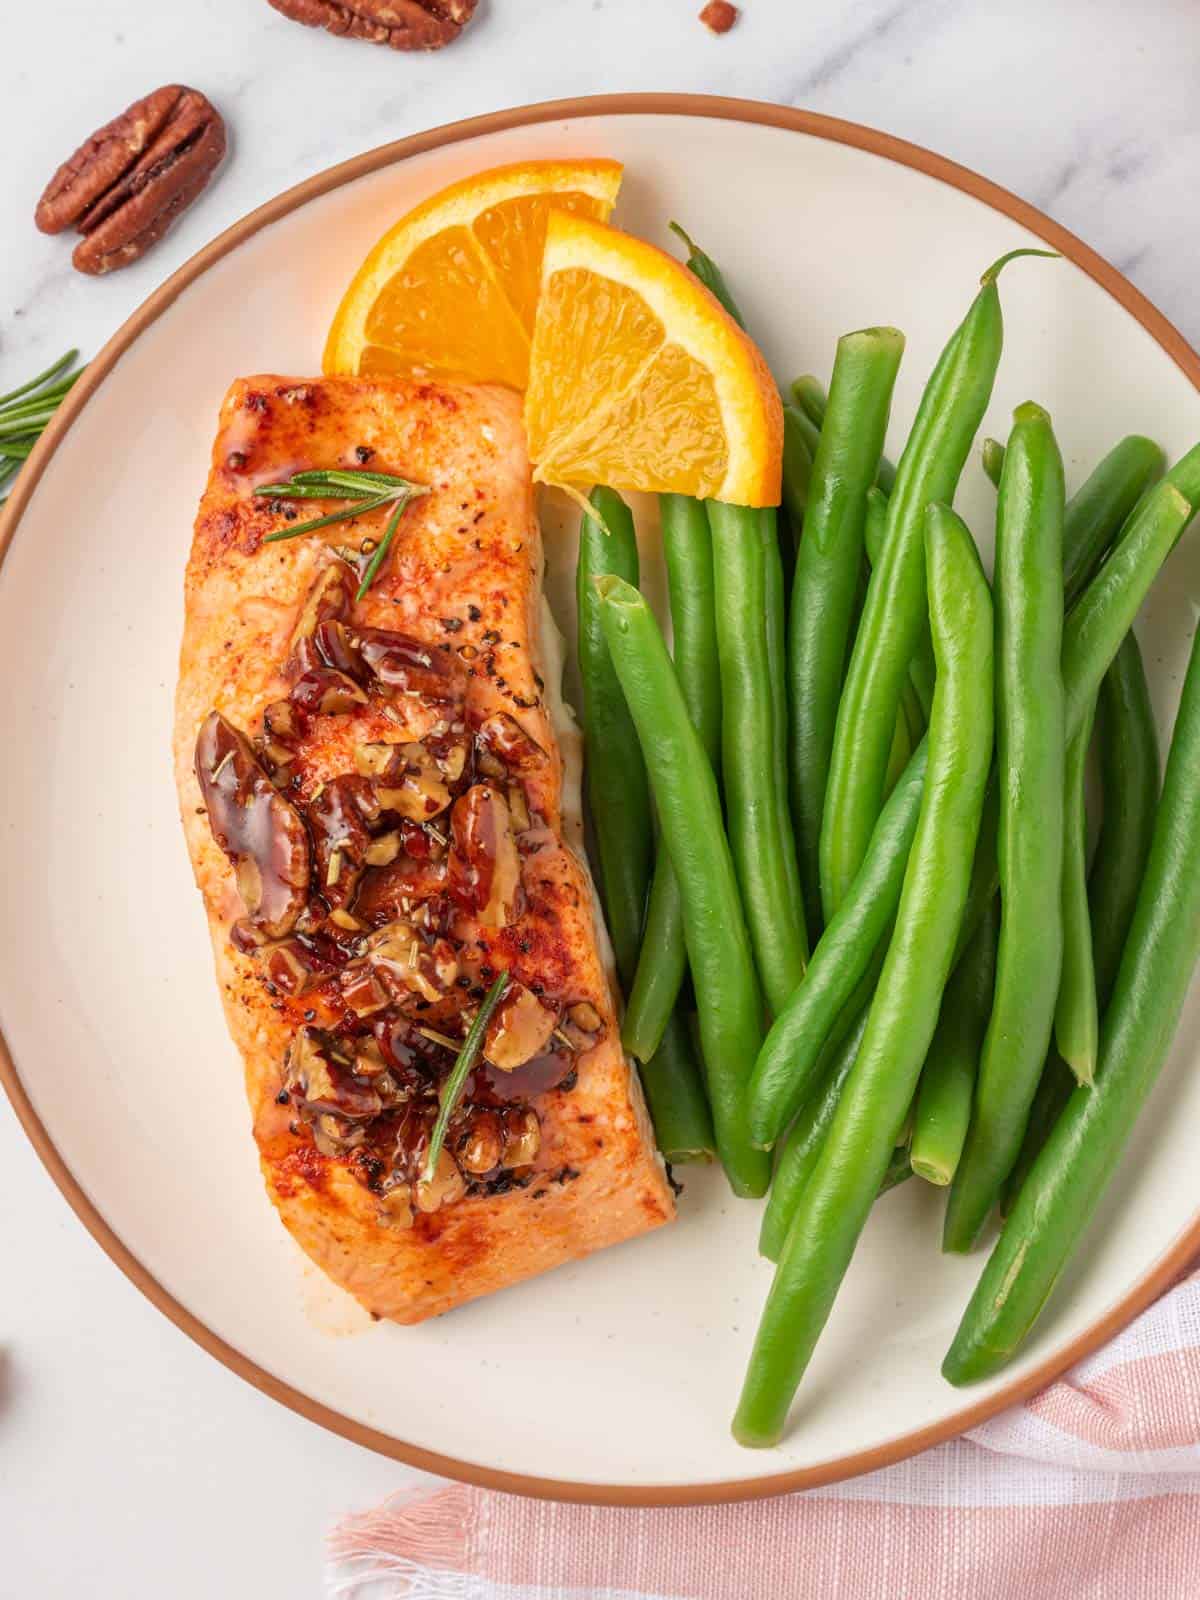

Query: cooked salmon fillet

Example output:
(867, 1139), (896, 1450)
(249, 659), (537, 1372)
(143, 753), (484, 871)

(174, 374), (673, 1324)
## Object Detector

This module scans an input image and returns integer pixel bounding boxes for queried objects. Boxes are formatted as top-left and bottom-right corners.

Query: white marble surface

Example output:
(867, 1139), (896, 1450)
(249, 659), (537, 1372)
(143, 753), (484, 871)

(2, 2), (1199, 1594)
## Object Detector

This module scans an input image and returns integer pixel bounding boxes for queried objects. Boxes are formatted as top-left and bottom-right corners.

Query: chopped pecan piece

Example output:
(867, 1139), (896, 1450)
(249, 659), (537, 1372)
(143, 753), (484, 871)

(338, 961), (391, 1016)
(262, 938), (320, 996)
(353, 626), (466, 708)
(366, 922), (459, 1004)
(358, 740), (452, 820)
(457, 1108), (504, 1175)
(263, 699), (304, 743)
(288, 563), (353, 671)
(414, 1147), (467, 1212)
(500, 1106), (541, 1168)
(290, 666), (368, 716)
(267, 0), (478, 52)
(485, 982), (559, 1071)
(476, 710), (545, 772)
(195, 711), (310, 937)
(447, 784), (521, 926)
(284, 1026), (383, 1121)
(36, 86), (227, 274)
(306, 775), (376, 909)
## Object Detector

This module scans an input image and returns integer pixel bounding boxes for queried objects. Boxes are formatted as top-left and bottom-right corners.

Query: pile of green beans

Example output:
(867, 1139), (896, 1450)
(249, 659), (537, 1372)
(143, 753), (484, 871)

(568, 232), (1200, 1444)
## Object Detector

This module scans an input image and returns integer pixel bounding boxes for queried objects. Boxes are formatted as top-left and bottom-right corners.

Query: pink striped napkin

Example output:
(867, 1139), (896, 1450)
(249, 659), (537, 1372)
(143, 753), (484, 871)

(326, 1268), (1200, 1598)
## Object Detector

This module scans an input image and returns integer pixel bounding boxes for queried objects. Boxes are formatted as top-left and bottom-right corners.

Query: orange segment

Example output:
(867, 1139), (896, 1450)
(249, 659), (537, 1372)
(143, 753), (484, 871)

(361, 226), (529, 388)
(323, 160), (623, 386)
(473, 191), (611, 335)
(525, 213), (782, 507)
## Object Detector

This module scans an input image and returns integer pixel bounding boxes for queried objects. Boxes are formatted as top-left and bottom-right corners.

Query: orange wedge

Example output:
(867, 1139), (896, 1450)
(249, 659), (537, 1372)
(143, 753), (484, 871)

(323, 159), (623, 387)
(525, 212), (782, 507)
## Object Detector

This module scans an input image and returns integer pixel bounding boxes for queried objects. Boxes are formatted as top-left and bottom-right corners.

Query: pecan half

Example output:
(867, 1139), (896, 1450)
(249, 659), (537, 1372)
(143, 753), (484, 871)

(267, 0), (478, 51)
(195, 711), (311, 937)
(35, 85), (226, 275)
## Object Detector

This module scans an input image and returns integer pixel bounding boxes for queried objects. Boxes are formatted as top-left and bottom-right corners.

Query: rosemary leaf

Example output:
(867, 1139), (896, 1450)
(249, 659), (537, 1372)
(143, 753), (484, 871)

(262, 492), (395, 543)
(0, 408), (57, 439)
(356, 495), (408, 601)
(254, 481), (379, 502)
(422, 970), (510, 1184)
(290, 467), (426, 491)
(0, 349), (78, 410)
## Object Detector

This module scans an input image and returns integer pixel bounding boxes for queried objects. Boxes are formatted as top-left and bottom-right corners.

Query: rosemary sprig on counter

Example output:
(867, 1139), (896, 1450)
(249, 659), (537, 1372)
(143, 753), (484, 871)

(422, 970), (511, 1184)
(0, 350), (84, 506)
(255, 466), (429, 601)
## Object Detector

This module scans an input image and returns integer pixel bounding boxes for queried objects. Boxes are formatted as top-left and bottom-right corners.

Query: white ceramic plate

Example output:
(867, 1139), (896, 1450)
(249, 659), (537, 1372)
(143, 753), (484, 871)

(4, 98), (1200, 1504)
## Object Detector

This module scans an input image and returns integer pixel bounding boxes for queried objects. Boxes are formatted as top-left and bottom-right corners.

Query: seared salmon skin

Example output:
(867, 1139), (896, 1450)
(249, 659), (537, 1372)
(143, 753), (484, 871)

(174, 375), (673, 1324)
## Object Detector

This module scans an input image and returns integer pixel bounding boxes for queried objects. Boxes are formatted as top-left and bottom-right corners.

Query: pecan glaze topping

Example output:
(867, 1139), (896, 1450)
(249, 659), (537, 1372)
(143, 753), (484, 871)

(194, 561), (590, 1216)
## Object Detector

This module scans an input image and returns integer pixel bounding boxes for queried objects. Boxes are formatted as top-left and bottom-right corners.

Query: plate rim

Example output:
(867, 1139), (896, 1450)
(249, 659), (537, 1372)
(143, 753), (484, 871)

(3, 91), (1199, 1506)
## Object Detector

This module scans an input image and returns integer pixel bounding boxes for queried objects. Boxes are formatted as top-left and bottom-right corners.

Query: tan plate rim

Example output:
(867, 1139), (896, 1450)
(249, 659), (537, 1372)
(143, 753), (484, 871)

(3, 94), (1199, 1507)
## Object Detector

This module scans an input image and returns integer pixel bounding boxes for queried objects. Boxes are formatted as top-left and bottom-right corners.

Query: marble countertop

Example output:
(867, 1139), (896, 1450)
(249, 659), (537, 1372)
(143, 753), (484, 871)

(3, 2), (1198, 1594)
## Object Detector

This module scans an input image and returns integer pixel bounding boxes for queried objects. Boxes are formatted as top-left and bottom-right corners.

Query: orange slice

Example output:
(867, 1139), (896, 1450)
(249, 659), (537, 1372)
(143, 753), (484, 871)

(525, 212), (782, 507)
(322, 159), (624, 387)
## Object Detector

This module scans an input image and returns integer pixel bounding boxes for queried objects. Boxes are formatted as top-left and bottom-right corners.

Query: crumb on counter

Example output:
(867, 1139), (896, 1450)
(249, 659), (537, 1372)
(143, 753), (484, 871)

(700, 1), (739, 33)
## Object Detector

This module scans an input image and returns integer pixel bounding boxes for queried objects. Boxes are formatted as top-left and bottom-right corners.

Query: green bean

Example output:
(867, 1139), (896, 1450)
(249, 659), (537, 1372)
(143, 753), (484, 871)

(1055, 698), (1099, 1085)
(1062, 481), (1193, 740)
(595, 576), (770, 1196)
(638, 1010), (716, 1164)
(819, 252), (1042, 918)
(622, 495), (722, 1064)
(864, 484), (938, 721)
(576, 489), (654, 985)
(900, 673), (926, 749)
(981, 436), (1004, 488)
(983, 434), (1167, 604)
(790, 375), (898, 495)
(668, 222), (746, 327)
(708, 502), (808, 1014)
(748, 747), (927, 1150)
(883, 698), (914, 797)
(782, 407), (815, 531)
(944, 402), (1067, 1254)
(763, 510), (796, 913)
(945, 613), (1200, 1383)
(1000, 1052), (1073, 1216)
(1090, 634), (1161, 1007)
(735, 502), (994, 1445)
(883, 1145), (914, 1193)
(787, 329), (905, 941)
(786, 401), (822, 463)
(758, 1007), (871, 1262)
(911, 899), (999, 1186)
